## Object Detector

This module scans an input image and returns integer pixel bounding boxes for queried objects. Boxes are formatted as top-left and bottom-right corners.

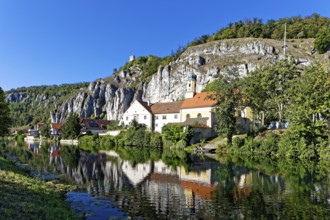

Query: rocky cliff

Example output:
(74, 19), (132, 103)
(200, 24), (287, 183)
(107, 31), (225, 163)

(6, 38), (329, 124)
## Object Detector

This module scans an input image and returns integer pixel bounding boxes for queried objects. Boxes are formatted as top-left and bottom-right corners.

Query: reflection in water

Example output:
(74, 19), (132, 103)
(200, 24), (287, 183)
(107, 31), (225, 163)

(3, 142), (330, 219)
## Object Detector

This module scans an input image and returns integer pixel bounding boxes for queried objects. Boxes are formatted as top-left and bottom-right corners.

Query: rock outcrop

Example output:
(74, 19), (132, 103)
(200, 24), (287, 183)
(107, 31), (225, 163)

(7, 38), (325, 124)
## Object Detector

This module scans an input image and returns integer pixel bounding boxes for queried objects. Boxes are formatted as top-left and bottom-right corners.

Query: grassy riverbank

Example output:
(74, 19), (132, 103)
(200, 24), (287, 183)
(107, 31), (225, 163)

(0, 156), (78, 220)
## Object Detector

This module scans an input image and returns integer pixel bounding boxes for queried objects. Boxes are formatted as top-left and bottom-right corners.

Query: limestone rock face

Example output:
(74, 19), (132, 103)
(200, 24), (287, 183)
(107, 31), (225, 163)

(44, 38), (316, 123)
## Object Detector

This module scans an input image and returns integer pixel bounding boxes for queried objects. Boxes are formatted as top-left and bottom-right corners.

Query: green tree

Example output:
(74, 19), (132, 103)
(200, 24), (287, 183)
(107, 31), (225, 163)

(208, 68), (244, 145)
(286, 64), (330, 147)
(245, 60), (298, 127)
(314, 27), (330, 54)
(39, 123), (51, 138)
(0, 87), (11, 136)
(162, 124), (191, 145)
(61, 114), (81, 139)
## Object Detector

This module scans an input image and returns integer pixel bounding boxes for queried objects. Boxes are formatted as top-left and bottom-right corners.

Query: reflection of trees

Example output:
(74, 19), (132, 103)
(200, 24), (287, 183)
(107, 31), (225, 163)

(5, 142), (330, 219)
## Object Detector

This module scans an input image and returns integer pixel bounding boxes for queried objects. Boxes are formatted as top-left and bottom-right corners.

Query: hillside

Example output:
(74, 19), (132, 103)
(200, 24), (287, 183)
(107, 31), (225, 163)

(5, 14), (330, 126)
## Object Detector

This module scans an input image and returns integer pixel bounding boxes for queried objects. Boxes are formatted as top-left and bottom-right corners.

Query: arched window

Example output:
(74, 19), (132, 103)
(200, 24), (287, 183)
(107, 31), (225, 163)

(186, 114), (190, 120)
(197, 113), (202, 118)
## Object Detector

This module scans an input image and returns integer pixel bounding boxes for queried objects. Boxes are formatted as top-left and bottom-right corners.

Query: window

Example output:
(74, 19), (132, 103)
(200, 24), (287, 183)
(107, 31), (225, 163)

(162, 115), (167, 120)
(144, 115), (147, 120)
(174, 114), (178, 119)
(197, 113), (202, 118)
(126, 117), (128, 121)
(155, 123), (158, 127)
(155, 116), (158, 120)
(186, 114), (190, 120)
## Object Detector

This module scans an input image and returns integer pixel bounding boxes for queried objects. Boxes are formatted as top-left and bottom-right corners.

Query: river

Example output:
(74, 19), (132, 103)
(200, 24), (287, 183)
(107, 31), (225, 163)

(2, 141), (330, 219)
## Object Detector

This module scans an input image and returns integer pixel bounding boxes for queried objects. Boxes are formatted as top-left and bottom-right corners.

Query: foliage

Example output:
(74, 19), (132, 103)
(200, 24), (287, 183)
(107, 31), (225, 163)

(208, 67), (244, 145)
(285, 64), (330, 147)
(150, 132), (163, 148)
(0, 87), (11, 136)
(243, 60), (298, 127)
(211, 14), (330, 42)
(39, 123), (51, 138)
(314, 27), (330, 54)
(162, 124), (192, 146)
(61, 114), (81, 139)
(119, 55), (175, 86)
(106, 120), (122, 130)
(7, 82), (89, 127)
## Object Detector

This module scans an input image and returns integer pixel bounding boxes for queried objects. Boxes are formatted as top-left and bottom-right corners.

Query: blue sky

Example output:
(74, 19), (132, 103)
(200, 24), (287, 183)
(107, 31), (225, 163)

(1, 0), (329, 91)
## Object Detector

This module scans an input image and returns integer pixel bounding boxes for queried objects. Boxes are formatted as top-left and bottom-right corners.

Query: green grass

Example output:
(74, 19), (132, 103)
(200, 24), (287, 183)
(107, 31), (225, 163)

(0, 156), (79, 220)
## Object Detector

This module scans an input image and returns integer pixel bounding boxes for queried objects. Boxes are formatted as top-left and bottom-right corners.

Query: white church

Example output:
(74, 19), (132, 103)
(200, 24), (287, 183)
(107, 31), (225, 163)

(121, 72), (218, 133)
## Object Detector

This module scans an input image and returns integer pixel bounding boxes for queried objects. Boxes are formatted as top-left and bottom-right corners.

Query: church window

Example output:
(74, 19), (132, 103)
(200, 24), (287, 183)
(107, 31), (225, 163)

(186, 114), (190, 120)
(197, 113), (202, 118)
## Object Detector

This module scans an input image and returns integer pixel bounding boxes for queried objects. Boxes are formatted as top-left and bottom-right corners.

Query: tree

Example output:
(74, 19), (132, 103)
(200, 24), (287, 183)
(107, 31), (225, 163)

(0, 87), (11, 136)
(61, 114), (81, 139)
(314, 27), (330, 54)
(286, 64), (330, 146)
(244, 60), (298, 127)
(39, 123), (50, 138)
(208, 68), (244, 145)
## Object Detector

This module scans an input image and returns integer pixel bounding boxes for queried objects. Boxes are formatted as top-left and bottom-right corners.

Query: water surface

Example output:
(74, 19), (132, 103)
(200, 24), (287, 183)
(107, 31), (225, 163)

(3, 141), (330, 219)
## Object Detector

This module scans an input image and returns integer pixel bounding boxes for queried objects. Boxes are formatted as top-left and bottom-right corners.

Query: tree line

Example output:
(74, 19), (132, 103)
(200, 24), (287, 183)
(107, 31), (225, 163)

(188, 14), (330, 54)
(206, 61), (330, 161)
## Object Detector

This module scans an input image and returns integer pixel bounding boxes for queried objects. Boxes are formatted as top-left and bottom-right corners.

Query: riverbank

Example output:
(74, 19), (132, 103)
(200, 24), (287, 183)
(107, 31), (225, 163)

(0, 155), (78, 219)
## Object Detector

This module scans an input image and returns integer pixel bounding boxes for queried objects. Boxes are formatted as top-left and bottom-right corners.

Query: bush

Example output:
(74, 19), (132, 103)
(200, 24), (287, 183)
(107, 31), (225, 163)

(99, 136), (116, 150)
(150, 132), (163, 148)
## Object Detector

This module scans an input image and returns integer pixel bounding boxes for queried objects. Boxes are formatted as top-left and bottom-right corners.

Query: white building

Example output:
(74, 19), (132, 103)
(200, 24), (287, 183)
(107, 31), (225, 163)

(121, 100), (153, 130)
(150, 101), (183, 133)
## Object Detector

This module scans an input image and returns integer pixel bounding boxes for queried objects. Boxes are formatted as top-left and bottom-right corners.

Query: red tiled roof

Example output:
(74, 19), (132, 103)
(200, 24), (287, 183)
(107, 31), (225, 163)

(51, 123), (62, 129)
(150, 101), (183, 114)
(181, 92), (217, 109)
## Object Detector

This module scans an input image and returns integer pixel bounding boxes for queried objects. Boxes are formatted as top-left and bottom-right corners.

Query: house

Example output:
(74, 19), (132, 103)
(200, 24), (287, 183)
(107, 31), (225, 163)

(150, 101), (183, 133)
(121, 72), (251, 138)
(121, 100), (153, 130)
(80, 118), (112, 134)
(180, 92), (217, 128)
(51, 123), (62, 138)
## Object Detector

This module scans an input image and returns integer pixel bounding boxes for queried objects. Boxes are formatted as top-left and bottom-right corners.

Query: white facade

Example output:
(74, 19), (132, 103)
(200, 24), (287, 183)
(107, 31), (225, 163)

(154, 113), (181, 133)
(121, 100), (153, 130)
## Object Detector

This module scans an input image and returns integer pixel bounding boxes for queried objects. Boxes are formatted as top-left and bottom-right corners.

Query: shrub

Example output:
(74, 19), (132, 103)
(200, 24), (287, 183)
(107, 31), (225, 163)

(150, 132), (163, 148)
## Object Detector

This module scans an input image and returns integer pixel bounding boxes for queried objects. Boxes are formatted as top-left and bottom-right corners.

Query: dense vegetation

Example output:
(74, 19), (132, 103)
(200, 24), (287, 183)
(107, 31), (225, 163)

(78, 121), (192, 152)
(0, 87), (10, 136)
(61, 115), (82, 139)
(206, 61), (330, 161)
(188, 14), (330, 53)
(7, 83), (89, 127)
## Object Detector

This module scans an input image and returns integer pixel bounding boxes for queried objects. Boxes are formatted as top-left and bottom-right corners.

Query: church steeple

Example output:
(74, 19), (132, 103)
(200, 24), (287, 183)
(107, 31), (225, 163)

(185, 72), (197, 99)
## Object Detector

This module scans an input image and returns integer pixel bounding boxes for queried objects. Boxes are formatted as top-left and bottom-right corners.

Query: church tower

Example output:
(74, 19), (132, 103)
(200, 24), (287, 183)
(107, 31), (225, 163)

(185, 72), (197, 99)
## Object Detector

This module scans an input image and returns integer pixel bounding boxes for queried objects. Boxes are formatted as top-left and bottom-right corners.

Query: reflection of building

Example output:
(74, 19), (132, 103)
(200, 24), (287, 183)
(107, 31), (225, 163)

(121, 161), (152, 186)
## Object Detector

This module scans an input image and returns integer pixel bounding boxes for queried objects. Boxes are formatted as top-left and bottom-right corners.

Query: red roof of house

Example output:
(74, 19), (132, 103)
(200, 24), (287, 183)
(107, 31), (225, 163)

(51, 123), (62, 129)
(150, 101), (183, 114)
(180, 92), (217, 109)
